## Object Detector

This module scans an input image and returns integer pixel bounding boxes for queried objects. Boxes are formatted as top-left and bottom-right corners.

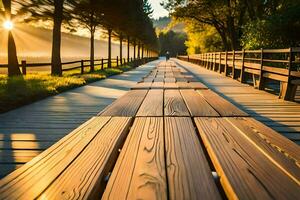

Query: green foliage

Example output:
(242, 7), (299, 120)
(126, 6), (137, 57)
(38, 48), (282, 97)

(158, 30), (187, 56)
(0, 64), (133, 113)
(241, 2), (300, 49)
(185, 24), (222, 54)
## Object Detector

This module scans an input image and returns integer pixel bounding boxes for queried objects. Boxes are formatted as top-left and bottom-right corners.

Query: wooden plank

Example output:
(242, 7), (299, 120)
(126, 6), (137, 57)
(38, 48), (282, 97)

(197, 90), (248, 117)
(0, 117), (111, 199)
(164, 77), (176, 82)
(131, 82), (151, 89)
(100, 90), (148, 116)
(164, 82), (178, 89)
(189, 82), (208, 89)
(164, 90), (190, 116)
(39, 117), (132, 199)
(227, 117), (300, 182)
(230, 117), (300, 161)
(102, 117), (167, 200)
(180, 90), (219, 117)
(194, 117), (300, 200)
(165, 117), (221, 200)
(136, 90), (163, 116)
(143, 77), (154, 82)
(151, 82), (164, 89)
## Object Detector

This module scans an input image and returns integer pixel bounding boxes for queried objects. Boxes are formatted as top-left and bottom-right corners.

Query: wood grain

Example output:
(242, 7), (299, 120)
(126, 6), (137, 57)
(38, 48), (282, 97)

(100, 90), (148, 116)
(227, 117), (300, 183)
(194, 117), (300, 200)
(38, 117), (132, 200)
(102, 117), (167, 200)
(165, 117), (221, 200)
(0, 117), (111, 199)
(180, 89), (219, 117)
(164, 90), (190, 116)
(131, 82), (152, 89)
(136, 90), (164, 116)
(198, 90), (248, 117)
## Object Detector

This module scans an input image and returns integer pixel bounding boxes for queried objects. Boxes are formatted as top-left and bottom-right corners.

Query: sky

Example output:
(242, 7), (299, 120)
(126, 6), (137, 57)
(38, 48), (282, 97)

(149, 0), (169, 19)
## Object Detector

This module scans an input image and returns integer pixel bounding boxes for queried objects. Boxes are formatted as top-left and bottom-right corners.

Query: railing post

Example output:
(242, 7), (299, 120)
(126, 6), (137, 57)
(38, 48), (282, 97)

(224, 51), (228, 76)
(279, 47), (297, 100)
(240, 49), (246, 83)
(21, 60), (27, 75)
(218, 52), (221, 73)
(232, 50), (235, 79)
(117, 56), (119, 67)
(187, 55), (190, 62)
(81, 60), (84, 74)
(101, 58), (104, 70)
(213, 53), (216, 71)
(258, 48), (265, 90)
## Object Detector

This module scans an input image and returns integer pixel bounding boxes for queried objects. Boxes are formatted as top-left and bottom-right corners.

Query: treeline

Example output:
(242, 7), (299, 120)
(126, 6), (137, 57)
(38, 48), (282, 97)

(163, 0), (300, 53)
(1, 0), (158, 76)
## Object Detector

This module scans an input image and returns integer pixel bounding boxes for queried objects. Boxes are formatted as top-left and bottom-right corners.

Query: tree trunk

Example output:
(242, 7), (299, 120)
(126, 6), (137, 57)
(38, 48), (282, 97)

(108, 28), (112, 68)
(3, 0), (21, 76)
(137, 42), (140, 59)
(51, 0), (64, 76)
(90, 30), (95, 72)
(127, 36), (130, 62)
(133, 40), (136, 60)
(215, 27), (230, 51)
(119, 34), (123, 65)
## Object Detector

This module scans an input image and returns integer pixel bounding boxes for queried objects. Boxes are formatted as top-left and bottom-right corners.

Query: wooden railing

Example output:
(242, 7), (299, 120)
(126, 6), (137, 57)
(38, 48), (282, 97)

(0, 56), (157, 75)
(178, 48), (300, 101)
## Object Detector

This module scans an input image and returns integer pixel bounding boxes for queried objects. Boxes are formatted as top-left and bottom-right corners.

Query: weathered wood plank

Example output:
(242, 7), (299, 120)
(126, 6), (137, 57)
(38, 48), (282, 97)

(194, 117), (300, 200)
(165, 117), (221, 200)
(100, 90), (148, 116)
(164, 82), (179, 89)
(197, 90), (248, 117)
(164, 90), (190, 116)
(180, 90), (219, 117)
(151, 82), (164, 89)
(39, 117), (132, 199)
(0, 117), (111, 199)
(136, 90), (164, 116)
(227, 117), (300, 182)
(131, 82), (152, 89)
(102, 117), (167, 200)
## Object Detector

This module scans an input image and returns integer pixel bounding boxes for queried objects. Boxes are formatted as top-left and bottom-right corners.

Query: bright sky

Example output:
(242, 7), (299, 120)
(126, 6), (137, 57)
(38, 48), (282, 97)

(149, 0), (169, 19)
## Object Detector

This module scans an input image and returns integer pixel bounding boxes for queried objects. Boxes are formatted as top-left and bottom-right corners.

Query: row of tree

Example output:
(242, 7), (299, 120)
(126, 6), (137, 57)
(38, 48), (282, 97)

(162, 0), (300, 52)
(1, 0), (158, 76)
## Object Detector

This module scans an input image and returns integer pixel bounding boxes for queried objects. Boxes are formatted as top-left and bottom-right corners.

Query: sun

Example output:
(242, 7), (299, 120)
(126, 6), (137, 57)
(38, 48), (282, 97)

(3, 20), (14, 30)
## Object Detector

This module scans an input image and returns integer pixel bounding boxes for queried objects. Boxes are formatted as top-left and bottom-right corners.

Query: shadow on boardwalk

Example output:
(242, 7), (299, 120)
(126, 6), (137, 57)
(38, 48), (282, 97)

(0, 60), (160, 178)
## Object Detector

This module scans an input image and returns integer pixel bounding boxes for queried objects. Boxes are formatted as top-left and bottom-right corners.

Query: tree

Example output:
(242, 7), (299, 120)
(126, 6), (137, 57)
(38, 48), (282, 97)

(17, 0), (72, 76)
(158, 30), (187, 56)
(70, 0), (104, 72)
(2, 0), (21, 76)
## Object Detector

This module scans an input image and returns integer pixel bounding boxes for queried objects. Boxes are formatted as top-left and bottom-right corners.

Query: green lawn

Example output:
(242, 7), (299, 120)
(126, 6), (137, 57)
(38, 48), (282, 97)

(0, 65), (133, 113)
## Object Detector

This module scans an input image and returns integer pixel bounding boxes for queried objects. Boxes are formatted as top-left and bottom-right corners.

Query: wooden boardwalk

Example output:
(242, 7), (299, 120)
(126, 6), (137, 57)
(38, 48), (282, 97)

(0, 60), (159, 178)
(0, 61), (299, 199)
(175, 58), (300, 145)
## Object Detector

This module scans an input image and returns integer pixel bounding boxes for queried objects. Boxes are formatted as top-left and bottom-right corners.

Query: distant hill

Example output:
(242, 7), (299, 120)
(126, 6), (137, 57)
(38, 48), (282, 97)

(152, 16), (185, 33)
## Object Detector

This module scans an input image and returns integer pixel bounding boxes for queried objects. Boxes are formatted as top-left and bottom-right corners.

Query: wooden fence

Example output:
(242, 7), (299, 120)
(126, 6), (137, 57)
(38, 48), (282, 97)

(0, 56), (156, 75)
(178, 48), (300, 101)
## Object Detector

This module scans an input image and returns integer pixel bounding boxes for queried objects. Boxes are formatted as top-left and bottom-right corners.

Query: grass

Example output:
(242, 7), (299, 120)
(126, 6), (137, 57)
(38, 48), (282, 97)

(0, 65), (133, 113)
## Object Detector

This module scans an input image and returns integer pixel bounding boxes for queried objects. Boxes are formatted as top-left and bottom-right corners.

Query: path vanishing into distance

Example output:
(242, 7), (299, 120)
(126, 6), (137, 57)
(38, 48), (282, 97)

(0, 60), (159, 178)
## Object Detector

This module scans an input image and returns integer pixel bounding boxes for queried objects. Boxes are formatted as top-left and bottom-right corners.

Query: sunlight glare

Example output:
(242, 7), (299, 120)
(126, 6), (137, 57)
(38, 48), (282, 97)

(3, 20), (14, 30)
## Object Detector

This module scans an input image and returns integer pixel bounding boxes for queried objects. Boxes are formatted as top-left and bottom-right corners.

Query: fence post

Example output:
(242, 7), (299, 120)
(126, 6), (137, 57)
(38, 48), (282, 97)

(258, 48), (265, 90)
(232, 50), (235, 79)
(187, 55), (190, 62)
(117, 56), (119, 67)
(21, 60), (27, 75)
(81, 60), (84, 74)
(240, 49), (246, 83)
(101, 58), (104, 70)
(218, 52), (222, 73)
(213, 53), (217, 71)
(224, 51), (228, 76)
(279, 47), (297, 100)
